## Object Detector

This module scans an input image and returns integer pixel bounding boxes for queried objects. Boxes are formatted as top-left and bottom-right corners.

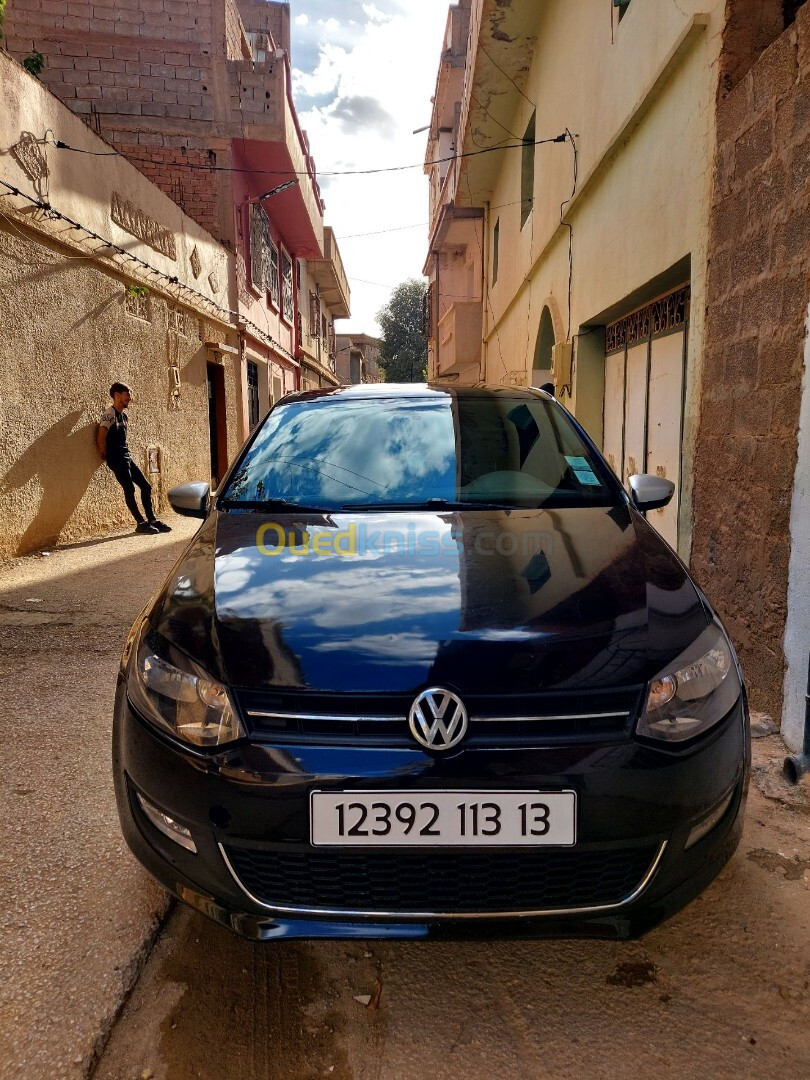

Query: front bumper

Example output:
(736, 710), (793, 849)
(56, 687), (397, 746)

(112, 681), (749, 940)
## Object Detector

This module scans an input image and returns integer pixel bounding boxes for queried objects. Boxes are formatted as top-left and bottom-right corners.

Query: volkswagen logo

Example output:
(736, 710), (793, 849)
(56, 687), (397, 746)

(408, 688), (469, 751)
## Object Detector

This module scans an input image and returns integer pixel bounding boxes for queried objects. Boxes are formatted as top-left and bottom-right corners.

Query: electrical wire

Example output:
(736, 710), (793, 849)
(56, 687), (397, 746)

(49, 132), (568, 178)
(0, 178), (296, 364)
(479, 42), (537, 110)
(469, 91), (524, 143)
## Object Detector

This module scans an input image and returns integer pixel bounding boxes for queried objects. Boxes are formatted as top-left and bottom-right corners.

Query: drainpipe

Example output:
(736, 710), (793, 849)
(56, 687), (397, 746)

(783, 652), (810, 784)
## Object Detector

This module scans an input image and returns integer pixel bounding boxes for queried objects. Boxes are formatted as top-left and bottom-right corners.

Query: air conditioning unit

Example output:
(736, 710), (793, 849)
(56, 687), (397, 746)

(551, 342), (573, 387)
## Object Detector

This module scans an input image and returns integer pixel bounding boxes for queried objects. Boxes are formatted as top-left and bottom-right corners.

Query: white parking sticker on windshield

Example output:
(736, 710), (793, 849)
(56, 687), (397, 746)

(565, 456), (600, 486)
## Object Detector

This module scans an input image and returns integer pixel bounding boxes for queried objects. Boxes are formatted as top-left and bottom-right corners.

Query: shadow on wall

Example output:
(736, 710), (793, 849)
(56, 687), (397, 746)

(0, 411), (102, 555)
(180, 346), (210, 388)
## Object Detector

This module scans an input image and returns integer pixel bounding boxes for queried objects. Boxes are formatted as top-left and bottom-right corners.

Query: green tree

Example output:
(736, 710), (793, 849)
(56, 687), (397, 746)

(377, 278), (428, 383)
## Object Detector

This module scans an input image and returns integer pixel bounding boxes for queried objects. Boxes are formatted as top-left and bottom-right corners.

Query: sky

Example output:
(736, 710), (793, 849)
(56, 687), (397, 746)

(289, 0), (451, 336)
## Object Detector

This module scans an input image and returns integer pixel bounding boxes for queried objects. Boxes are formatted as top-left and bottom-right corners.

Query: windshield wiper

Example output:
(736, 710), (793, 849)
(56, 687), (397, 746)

(219, 498), (332, 514)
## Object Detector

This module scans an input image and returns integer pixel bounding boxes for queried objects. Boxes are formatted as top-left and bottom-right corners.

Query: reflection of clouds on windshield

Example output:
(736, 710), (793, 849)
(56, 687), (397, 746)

(314, 632), (437, 660)
(218, 563), (459, 629)
(226, 401), (457, 504)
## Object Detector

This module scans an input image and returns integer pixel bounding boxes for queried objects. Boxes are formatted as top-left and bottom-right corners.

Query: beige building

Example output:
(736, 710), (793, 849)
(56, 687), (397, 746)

(0, 52), (239, 557)
(426, 0), (727, 555)
(335, 334), (382, 385)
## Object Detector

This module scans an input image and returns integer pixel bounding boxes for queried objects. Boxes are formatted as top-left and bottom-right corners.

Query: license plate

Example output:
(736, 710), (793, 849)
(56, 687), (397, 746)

(310, 790), (576, 847)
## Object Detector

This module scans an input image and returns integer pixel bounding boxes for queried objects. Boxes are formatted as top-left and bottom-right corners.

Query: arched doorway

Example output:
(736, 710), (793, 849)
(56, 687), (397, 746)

(531, 305), (555, 388)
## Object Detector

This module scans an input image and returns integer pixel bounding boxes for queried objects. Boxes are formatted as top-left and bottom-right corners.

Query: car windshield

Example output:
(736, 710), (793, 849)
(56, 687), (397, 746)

(219, 393), (618, 510)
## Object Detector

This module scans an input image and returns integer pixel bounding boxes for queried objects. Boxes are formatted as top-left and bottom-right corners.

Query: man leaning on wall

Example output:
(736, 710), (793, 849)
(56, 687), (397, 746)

(96, 382), (172, 535)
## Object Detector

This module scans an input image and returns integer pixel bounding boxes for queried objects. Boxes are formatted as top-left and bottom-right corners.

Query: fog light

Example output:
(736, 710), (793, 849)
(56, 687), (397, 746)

(136, 792), (197, 853)
(684, 790), (735, 850)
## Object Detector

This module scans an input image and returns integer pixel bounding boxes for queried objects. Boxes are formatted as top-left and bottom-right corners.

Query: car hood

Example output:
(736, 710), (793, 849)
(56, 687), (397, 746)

(151, 505), (708, 694)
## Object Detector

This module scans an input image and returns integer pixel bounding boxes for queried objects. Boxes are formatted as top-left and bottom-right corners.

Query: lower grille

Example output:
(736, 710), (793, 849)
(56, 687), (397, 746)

(221, 844), (661, 915)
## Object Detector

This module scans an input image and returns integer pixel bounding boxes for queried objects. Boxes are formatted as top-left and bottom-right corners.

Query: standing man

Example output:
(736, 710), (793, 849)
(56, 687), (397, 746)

(97, 382), (172, 535)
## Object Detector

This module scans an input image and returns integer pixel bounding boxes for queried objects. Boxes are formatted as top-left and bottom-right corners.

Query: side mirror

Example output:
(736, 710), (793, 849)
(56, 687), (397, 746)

(628, 473), (675, 512)
(168, 481), (211, 519)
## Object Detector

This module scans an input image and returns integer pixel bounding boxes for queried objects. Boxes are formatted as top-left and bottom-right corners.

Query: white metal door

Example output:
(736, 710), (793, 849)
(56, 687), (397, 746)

(603, 285), (689, 551)
(623, 342), (649, 482)
(603, 351), (626, 480)
(646, 331), (685, 549)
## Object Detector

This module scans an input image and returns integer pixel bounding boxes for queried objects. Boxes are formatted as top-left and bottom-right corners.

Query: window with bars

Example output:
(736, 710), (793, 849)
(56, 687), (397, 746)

(281, 252), (294, 321)
(249, 204), (280, 308)
(309, 292), (320, 336)
(267, 242), (280, 309)
(247, 361), (260, 429)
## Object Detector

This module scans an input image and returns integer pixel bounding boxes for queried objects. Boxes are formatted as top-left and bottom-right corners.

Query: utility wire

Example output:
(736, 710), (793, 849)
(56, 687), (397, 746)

(0, 178), (296, 363)
(49, 132), (569, 178)
(479, 42), (538, 110)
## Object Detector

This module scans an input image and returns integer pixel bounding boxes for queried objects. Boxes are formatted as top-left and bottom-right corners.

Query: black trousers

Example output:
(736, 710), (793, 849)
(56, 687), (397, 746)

(108, 457), (154, 524)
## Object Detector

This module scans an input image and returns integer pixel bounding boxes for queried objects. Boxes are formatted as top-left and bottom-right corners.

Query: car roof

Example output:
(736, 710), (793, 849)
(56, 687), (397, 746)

(279, 383), (556, 405)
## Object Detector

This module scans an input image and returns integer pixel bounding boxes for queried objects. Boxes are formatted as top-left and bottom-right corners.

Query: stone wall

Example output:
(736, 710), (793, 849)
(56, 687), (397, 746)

(692, 4), (810, 716)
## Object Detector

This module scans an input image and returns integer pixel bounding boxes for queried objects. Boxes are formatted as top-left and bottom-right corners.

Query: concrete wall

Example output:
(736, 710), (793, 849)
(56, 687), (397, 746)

(692, 6), (810, 725)
(0, 53), (239, 557)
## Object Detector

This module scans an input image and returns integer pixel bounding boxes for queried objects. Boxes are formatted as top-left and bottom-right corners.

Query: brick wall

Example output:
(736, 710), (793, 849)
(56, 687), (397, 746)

(225, 0), (248, 60)
(3, 0), (229, 237)
(692, 4), (810, 716)
(237, 0), (290, 52)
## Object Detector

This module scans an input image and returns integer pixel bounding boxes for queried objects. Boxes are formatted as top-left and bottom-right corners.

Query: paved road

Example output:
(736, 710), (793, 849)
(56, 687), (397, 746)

(0, 517), (199, 1080)
(94, 748), (810, 1080)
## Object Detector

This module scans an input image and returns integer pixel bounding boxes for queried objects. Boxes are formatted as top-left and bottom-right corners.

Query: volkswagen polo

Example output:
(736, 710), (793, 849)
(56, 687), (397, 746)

(113, 384), (749, 940)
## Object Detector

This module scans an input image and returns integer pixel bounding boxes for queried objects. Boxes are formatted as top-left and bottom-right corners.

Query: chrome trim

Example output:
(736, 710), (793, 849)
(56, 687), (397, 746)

(217, 840), (667, 921)
(246, 710), (395, 723)
(473, 711), (628, 724)
(246, 709), (629, 725)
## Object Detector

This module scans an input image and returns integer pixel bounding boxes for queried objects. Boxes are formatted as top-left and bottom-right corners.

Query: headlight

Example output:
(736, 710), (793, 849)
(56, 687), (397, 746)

(637, 622), (741, 744)
(126, 622), (245, 748)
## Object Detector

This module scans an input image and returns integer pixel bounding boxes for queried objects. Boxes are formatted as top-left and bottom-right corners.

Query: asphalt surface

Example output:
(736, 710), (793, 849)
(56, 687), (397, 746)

(0, 516), (199, 1080)
(1, 517), (808, 1080)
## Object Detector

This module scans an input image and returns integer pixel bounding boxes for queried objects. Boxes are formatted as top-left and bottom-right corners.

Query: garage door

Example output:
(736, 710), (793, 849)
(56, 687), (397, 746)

(602, 285), (689, 550)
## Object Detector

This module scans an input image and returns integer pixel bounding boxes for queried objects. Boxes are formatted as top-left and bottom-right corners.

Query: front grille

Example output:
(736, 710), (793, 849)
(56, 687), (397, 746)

(222, 844), (659, 915)
(234, 687), (642, 747)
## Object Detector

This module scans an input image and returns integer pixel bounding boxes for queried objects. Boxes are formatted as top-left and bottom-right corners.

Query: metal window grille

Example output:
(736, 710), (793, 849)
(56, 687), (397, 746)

(605, 285), (690, 354)
(249, 204), (264, 290)
(168, 306), (187, 335)
(281, 253), (294, 321)
(247, 361), (260, 429)
(267, 240), (280, 308)
(309, 292), (320, 336)
(125, 291), (150, 321)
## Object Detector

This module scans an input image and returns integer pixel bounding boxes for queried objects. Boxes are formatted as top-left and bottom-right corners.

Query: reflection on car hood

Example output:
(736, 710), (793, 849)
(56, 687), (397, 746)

(150, 505), (708, 694)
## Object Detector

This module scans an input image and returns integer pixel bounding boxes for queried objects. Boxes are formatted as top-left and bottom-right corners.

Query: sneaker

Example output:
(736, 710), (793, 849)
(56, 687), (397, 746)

(135, 522), (159, 535)
(149, 520), (173, 533)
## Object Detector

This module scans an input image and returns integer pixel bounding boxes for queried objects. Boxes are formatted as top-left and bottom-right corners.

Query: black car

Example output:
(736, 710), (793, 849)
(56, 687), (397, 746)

(113, 384), (749, 940)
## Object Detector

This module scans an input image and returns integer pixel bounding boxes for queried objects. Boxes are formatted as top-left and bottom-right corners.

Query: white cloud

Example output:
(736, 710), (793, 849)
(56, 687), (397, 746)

(294, 13), (309, 26)
(291, 1), (450, 335)
(361, 3), (387, 22)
